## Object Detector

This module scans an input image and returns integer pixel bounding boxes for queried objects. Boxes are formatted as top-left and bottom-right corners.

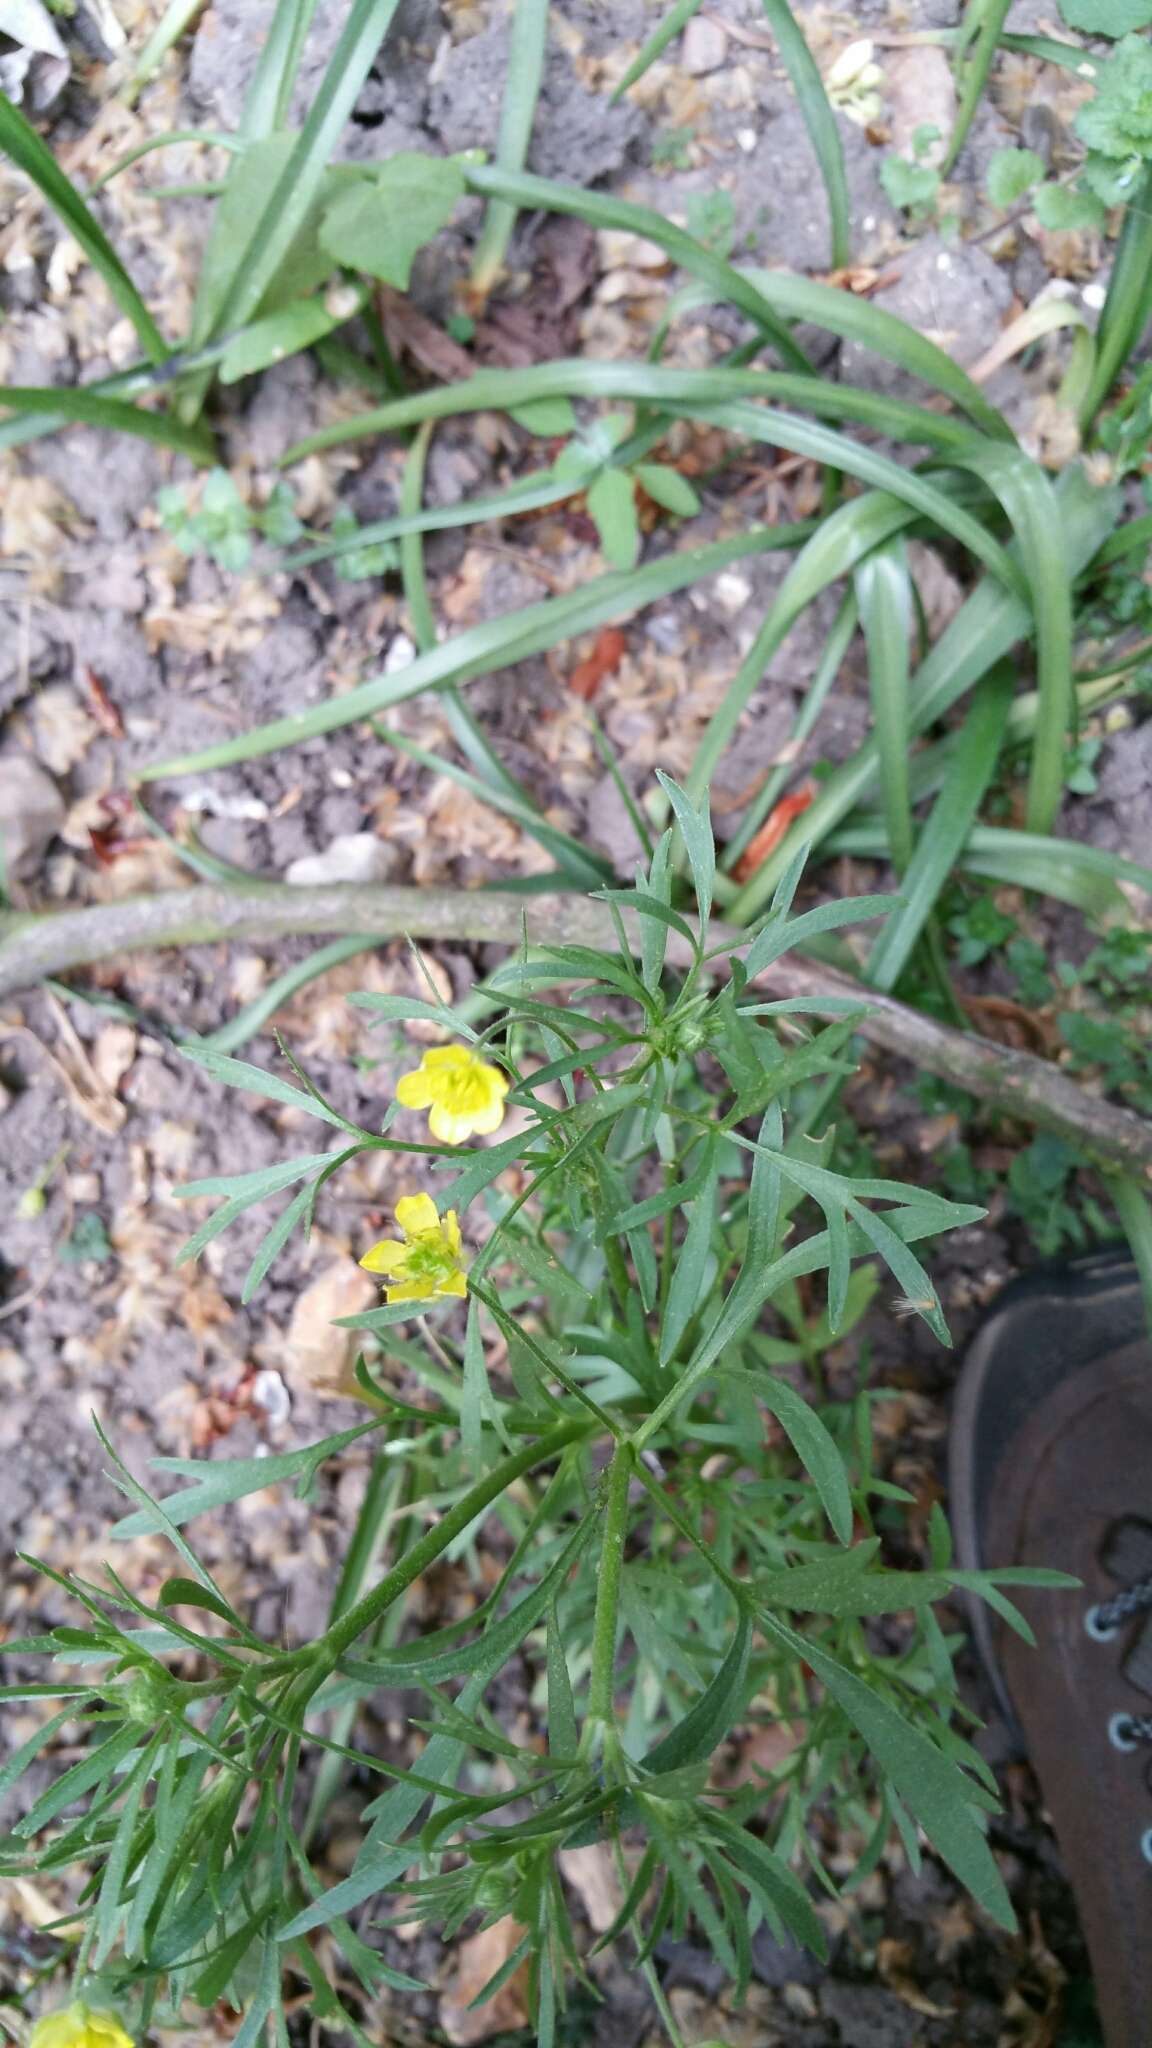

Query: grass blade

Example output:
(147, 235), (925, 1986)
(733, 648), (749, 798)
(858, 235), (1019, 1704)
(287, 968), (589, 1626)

(952, 445), (1073, 835)
(856, 539), (913, 876)
(943, 0), (1012, 175)
(142, 520), (816, 781)
(864, 667), (1013, 991)
(242, 0), (324, 139)
(282, 357), (981, 462)
(1082, 162), (1152, 425)
(690, 492), (915, 815)
(126, 0), (207, 98)
(0, 385), (212, 457)
(726, 591), (857, 865)
(193, 938), (380, 1055)
(759, 0), (850, 269)
(372, 722), (612, 886)
(469, 0), (550, 302)
(0, 91), (166, 363)
(612, 0), (704, 99)
(197, 0), (404, 340)
(725, 467), (1118, 922)
(829, 821), (1151, 918)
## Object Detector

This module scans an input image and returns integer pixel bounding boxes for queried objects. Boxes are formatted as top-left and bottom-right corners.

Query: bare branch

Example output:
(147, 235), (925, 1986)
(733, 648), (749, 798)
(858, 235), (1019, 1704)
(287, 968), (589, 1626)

(2, 881), (1149, 1174)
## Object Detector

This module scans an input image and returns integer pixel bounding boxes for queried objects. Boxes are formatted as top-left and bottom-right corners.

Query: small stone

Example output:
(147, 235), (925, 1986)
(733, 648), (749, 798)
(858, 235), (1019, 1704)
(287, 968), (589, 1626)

(682, 14), (727, 73)
(284, 832), (396, 887)
(0, 753), (64, 880)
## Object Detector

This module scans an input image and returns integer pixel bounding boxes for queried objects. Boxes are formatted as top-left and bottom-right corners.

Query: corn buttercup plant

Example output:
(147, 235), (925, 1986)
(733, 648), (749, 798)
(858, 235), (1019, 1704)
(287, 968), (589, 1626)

(0, 787), (1069, 2047)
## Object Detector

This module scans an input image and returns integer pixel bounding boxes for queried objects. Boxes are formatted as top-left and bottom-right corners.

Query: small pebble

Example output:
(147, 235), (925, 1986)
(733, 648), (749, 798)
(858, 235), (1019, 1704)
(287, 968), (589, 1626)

(682, 15), (727, 74)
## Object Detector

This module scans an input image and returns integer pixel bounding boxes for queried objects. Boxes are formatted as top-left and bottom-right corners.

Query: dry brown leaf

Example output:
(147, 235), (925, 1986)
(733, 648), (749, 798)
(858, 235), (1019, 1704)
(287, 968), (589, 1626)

(558, 1843), (623, 1934)
(285, 1257), (377, 1393)
(0, 471), (80, 559)
(91, 1022), (137, 1096)
(440, 1917), (529, 2046)
(877, 1938), (955, 2017)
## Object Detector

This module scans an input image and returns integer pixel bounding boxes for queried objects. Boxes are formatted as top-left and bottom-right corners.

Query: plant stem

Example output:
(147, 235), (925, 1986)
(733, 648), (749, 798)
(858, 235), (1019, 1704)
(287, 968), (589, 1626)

(271, 1419), (587, 1690)
(586, 1444), (633, 1733)
(3, 883), (1152, 1171)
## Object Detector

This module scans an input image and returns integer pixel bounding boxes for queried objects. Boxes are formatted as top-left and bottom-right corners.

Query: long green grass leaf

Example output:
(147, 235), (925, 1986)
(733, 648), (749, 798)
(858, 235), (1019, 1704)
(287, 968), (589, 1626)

(0, 385), (212, 458)
(141, 520), (815, 780)
(469, 0), (549, 298)
(856, 539), (913, 875)
(1105, 1175), (1152, 1336)
(829, 821), (1151, 918)
(690, 492), (915, 814)
(943, 0), (1011, 175)
(469, 166), (1015, 432)
(865, 667), (1013, 990)
(952, 445), (1072, 833)
(1082, 162), (1152, 424)
(726, 468), (1117, 920)
(196, 0), (403, 340)
(759, 0), (850, 268)
(243, 0), (324, 138)
(282, 357), (981, 462)
(612, 0), (703, 98)
(0, 92), (166, 362)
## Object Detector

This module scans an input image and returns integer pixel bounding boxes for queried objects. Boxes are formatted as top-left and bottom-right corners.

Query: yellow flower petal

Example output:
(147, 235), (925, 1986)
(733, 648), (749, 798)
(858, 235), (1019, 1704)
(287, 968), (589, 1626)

(422, 1044), (471, 1069)
(444, 1210), (462, 1255)
(395, 1069), (436, 1109)
(394, 1192), (441, 1236)
(439, 1268), (468, 1298)
(467, 1095), (508, 1136)
(428, 1103), (482, 1145)
(359, 1239), (409, 1275)
(385, 1277), (431, 1303)
(31, 2005), (134, 2048)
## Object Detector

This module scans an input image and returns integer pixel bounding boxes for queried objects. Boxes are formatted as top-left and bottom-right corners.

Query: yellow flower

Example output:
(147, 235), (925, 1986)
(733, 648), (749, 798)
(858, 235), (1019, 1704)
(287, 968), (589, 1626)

(30, 2004), (134, 2048)
(395, 1044), (509, 1146)
(359, 1193), (468, 1304)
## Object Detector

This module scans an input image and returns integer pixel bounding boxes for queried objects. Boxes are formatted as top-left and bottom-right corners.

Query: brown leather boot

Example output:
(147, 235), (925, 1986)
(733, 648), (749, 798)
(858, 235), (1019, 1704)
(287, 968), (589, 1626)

(949, 1248), (1152, 2048)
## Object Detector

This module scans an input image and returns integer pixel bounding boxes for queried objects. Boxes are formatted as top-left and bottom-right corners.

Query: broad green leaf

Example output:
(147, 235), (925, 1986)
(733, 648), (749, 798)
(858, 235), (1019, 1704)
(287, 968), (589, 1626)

(319, 154), (466, 288)
(587, 467), (640, 569)
(219, 297), (341, 382)
(634, 462), (701, 516)
(1058, 0), (1152, 26)
(1032, 181), (1107, 232)
(986, 146), (1045, 208)
(509, 396), (577, 434)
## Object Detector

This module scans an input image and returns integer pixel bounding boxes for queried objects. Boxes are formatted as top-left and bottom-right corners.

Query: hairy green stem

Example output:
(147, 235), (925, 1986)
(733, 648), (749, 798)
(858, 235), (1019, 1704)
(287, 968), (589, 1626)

(586, 1444), (633, 1735)
(268, 1419), (586, 1692)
